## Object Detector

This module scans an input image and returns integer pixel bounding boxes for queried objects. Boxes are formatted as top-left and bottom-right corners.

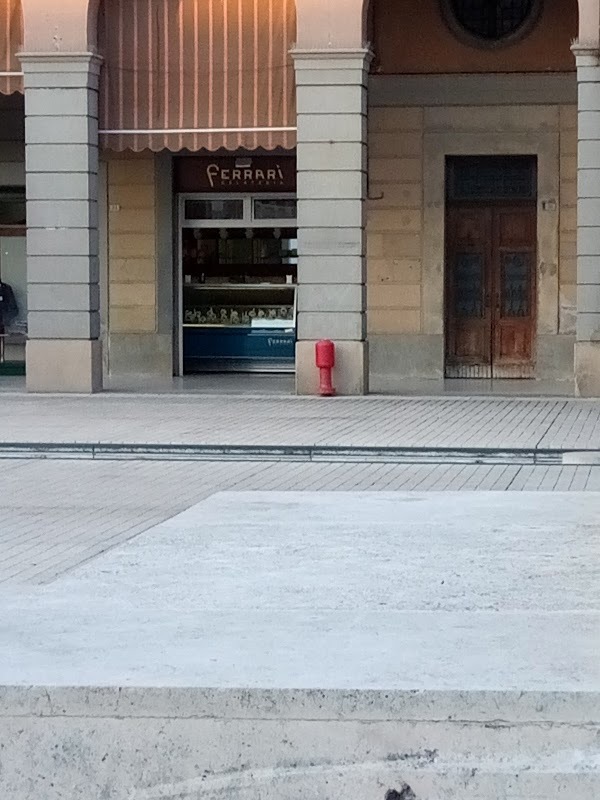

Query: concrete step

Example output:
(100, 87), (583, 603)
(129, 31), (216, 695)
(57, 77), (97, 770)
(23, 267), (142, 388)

(2, 492), (598, 798)
(2, 687), (599, 800)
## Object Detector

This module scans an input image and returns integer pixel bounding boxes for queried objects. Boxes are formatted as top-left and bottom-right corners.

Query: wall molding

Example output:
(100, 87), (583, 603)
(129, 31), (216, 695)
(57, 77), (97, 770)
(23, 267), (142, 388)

(370, 73), (577, 107)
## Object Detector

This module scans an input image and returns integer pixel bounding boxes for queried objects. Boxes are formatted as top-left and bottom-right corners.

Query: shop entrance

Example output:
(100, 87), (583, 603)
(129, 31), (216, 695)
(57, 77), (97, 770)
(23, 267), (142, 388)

(445, 157), (537, 379)
(179, 195), (297, 374)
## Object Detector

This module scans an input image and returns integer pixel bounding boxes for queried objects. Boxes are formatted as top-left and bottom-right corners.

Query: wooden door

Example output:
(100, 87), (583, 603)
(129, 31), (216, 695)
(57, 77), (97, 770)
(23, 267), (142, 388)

(445, 203), (536, 378)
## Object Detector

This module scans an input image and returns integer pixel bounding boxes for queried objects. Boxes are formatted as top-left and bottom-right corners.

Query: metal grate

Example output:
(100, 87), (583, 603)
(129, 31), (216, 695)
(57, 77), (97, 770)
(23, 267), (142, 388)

(502, 253), (530, 317)
(454, 254), (484, 318)
(447, 157), (537, 202)
(449, 0), (535, 41)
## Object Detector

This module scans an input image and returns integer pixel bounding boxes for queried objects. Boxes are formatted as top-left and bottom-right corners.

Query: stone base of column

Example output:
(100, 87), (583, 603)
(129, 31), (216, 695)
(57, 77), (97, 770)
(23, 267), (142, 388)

(296, 340), (368, 396)
(26, 340), (103, 393)
(575, 342), (600, 397)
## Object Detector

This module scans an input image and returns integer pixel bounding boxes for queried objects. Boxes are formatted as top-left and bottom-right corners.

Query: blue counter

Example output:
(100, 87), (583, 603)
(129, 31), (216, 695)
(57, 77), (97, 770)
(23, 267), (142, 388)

(183, 326), (295, 371)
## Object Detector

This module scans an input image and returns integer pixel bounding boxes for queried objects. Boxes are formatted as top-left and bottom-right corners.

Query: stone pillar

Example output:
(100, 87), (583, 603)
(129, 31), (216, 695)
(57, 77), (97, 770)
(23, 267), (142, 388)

(574, 46), (600, 396)
(20, 53), (102, 393)
(292, 49), (370, 395)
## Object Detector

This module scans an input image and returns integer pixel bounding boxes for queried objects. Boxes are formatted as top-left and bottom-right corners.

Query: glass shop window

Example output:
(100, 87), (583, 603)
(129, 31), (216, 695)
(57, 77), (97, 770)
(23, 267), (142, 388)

(0, 188), (26, 227)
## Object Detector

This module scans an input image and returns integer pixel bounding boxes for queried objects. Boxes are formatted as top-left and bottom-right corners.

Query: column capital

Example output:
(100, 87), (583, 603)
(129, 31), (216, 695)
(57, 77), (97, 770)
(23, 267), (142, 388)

(291, 47), (373, 66)
(571, 41), (600, 66)
(18, 52), (103, 91)
(18, 52), (103, 74)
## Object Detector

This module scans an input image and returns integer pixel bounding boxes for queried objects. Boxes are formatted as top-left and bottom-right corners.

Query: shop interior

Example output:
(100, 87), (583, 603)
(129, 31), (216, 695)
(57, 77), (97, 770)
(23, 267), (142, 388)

(180, 195), (298, 373)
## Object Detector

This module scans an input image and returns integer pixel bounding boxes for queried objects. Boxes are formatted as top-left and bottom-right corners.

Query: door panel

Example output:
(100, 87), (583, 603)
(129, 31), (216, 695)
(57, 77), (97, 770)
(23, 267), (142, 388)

(492, 208), (536, 377)
(445, 207), (493, 377)
(445, 204), (536, 379)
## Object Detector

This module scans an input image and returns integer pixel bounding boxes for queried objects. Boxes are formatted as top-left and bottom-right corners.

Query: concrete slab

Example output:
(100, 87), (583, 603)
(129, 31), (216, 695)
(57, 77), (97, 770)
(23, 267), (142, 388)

(1, 491), (599, 689)
(1, 492), (599, 799)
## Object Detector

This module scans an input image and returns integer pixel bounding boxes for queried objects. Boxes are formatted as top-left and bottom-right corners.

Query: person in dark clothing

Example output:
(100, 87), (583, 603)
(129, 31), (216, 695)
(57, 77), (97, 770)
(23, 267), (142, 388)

(0, 282), (18, 330)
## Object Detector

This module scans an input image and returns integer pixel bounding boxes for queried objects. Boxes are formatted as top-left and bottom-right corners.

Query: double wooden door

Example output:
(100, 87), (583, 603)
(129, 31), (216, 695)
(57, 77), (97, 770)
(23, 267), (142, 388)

(445, 203), (536, 378)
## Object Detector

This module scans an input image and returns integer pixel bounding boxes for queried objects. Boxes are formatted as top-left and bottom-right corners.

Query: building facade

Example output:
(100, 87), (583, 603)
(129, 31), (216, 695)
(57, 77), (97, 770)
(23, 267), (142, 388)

(0, 0), (599, 395)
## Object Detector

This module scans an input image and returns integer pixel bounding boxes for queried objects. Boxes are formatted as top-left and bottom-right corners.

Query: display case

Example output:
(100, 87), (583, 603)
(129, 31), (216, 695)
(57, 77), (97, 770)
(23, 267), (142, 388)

(183, 283), (296, 371)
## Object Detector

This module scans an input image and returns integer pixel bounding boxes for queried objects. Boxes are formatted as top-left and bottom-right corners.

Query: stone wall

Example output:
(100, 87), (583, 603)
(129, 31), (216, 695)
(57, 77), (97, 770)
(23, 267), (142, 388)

(103, 154), (172, 377)
(366, 76), (577, 389)
(559, 106), (578, 335)
(367, 108), (423, 340)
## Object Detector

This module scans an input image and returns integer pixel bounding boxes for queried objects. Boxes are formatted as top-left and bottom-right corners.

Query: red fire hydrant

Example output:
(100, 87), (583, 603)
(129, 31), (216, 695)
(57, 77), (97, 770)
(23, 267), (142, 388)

(315, 339), (336, 396)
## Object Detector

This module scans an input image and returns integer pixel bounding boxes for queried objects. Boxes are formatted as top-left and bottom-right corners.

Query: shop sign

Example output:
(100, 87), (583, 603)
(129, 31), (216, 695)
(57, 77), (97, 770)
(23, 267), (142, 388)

(175, 157), (296, 193)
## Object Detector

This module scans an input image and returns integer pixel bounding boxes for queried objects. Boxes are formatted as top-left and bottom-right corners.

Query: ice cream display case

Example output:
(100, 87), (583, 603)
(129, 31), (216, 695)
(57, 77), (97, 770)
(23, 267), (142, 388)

(182, 283), (297, 371)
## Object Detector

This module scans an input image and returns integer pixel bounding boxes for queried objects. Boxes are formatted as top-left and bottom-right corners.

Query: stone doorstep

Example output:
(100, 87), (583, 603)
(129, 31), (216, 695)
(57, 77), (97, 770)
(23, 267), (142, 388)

(1, 688), (599, 800)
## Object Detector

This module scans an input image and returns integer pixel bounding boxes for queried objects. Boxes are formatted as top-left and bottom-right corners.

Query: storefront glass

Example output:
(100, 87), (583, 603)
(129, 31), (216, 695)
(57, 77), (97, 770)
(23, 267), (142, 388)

(180, 195), (298, 373)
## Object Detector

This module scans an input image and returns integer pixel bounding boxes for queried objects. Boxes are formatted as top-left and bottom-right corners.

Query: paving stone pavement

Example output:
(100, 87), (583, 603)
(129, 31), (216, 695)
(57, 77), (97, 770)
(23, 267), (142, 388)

(2, 457), (600, 586)
(4, 393), (600, 449)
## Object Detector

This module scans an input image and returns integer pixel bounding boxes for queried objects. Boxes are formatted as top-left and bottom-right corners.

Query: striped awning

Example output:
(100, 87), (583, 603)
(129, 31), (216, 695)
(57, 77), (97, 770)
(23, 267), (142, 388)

(0, 0), (23, 95)
(98, 0), (297, 153)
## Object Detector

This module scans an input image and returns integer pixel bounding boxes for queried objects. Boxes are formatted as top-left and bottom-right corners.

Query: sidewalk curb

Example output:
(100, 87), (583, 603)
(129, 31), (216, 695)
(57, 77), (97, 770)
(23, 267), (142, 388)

(1, 441), (599, 465)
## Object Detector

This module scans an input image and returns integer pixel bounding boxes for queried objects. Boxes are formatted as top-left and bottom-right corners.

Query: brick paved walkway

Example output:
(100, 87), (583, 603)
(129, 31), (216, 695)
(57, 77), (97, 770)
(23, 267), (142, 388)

(3, 393), (600, 450)
(2, 457), (600, 586)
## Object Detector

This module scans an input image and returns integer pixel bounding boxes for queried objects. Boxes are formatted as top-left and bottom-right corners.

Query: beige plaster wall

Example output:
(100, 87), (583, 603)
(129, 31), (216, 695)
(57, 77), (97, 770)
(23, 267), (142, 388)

(366, 99), (577, 383)
(107, 155), (157, 334)
(105, 153), (171, 376)
(559, 105), (578, 336)
(366, 107), (423, 338)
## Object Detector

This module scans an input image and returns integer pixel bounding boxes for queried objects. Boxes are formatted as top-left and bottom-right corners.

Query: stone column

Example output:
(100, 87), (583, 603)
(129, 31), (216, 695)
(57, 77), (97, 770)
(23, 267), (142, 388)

(20, 53), (102, 393)
(292, 49), (370, 395)
(574, 45), (600, 396)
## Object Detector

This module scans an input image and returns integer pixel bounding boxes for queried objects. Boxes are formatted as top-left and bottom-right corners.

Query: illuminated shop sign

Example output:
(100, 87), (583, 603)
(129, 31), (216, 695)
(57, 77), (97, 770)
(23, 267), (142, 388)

(175, 156), (296, 193)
